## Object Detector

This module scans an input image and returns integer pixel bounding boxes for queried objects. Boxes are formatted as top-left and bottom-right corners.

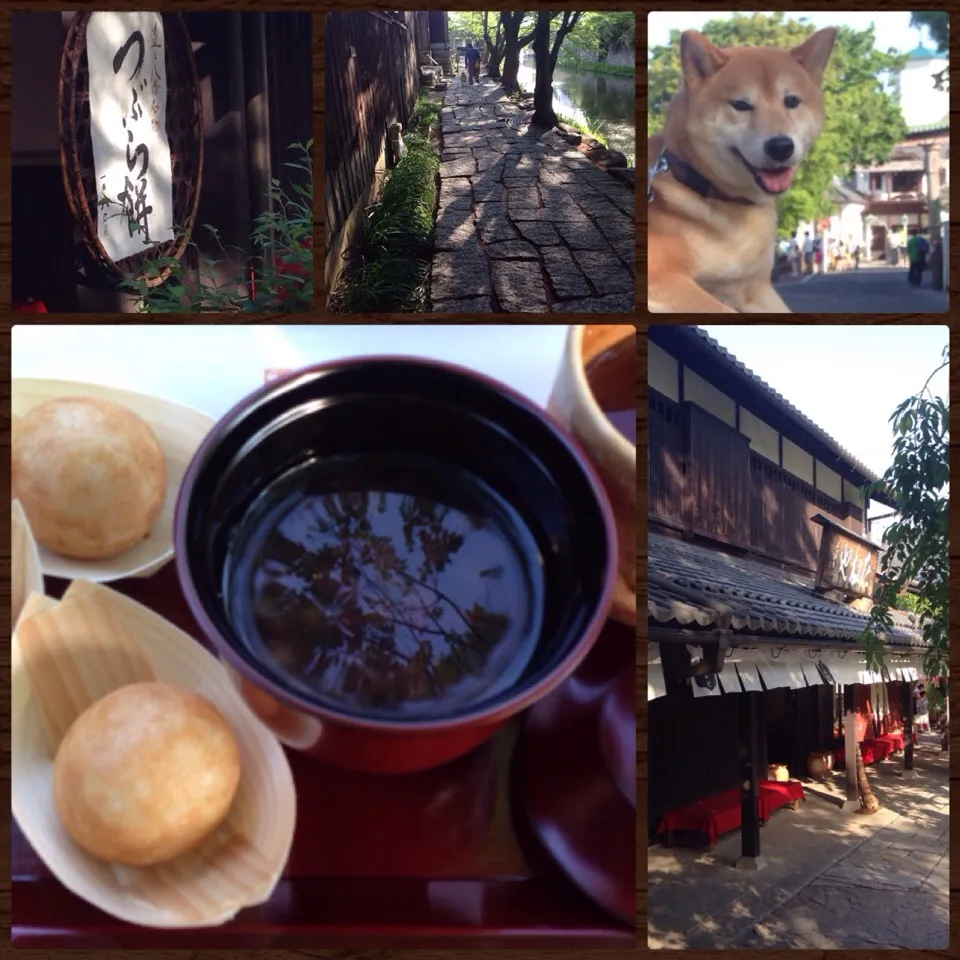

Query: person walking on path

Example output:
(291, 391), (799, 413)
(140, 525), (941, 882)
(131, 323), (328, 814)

(917, 231), (930, 284)
(907, 229), (929, 286)
(802, 232), (814, 275)
(464, 40), (480, 85)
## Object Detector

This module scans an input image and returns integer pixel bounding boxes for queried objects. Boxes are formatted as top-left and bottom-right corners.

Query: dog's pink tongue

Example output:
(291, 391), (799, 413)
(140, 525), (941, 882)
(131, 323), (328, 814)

(758, 167), (796, 193)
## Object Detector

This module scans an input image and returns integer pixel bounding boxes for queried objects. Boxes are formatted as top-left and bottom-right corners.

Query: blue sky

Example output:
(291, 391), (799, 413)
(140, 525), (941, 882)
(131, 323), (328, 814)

(699, 326), (950, 490)
(648, 11), (940, 56)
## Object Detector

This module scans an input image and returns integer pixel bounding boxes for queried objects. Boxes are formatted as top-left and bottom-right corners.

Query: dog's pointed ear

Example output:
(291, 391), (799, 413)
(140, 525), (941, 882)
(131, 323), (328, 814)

(790, 28), (837, 86)
(680, 31), (727, 87)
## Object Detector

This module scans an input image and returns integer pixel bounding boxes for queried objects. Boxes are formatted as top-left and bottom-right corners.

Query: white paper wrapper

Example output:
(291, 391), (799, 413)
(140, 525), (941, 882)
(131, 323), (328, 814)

(12, 499), (43, 630)
(11, 581), (297, 928)
(11, 378), (215, 582)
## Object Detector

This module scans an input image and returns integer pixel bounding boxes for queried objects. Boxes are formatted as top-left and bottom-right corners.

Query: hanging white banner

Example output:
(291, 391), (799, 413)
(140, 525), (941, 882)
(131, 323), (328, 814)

(648, 643), (667, 701)
(86, 11), (175, 263)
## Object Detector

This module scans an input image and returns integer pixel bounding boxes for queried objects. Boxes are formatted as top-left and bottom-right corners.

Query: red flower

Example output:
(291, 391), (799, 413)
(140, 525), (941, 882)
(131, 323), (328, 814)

(273, 237), (313, 303)
(13, 300), (48, 314)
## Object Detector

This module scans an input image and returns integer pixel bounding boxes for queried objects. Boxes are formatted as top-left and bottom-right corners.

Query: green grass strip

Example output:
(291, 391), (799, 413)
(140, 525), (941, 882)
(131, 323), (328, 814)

(334, 134), (439, 313)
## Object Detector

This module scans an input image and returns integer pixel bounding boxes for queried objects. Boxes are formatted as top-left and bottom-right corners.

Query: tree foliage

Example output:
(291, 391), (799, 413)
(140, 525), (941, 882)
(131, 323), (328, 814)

(565, 11), (635, 60)
(448, 11), (486, 46)
(860, 345), (949, 700)
(910, 11), (948, 52)
(647, 13), (908, 236)
(909, 11), (949, 91)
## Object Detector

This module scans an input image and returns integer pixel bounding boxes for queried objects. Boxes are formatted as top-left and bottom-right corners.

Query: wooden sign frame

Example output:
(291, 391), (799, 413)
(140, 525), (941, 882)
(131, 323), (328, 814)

(57, 12), (204, 289)
(812, 513), (881, 600)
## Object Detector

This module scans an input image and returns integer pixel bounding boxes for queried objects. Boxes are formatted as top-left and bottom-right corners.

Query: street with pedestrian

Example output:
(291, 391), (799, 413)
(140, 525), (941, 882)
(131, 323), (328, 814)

(776, 262), (948, 313)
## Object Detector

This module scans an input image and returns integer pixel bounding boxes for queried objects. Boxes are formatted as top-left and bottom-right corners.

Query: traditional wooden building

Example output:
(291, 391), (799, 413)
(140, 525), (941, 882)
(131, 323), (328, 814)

(647, 326), (931, 866)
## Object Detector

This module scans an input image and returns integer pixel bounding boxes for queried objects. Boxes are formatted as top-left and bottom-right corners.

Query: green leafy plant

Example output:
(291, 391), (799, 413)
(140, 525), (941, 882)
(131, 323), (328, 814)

(409, 91), (442, 135)
(859, 345), (949, 703)
(97, 140), (313, 313)
(331, 133), (439, 313)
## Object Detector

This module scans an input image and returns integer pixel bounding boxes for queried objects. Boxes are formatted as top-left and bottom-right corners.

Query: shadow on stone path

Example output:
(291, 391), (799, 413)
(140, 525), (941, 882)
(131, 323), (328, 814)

(430, 77), (635, 314)
(648, 733), (949, 950)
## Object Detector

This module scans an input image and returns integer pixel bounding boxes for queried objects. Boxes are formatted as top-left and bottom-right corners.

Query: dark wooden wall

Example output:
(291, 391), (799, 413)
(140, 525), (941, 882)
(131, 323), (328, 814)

(647, 688), (745, 840)
(764, 685), (835, 774)
(649, 388), (863, 575)
(649, 683), (837, 841)
(324, 11), (421, 245)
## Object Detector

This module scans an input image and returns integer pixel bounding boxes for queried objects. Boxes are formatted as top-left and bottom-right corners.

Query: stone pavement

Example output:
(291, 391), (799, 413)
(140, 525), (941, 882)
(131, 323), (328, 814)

(777, 264), (948, 313)
(648, 733), (949, 949)
(429, 77), (635, 314)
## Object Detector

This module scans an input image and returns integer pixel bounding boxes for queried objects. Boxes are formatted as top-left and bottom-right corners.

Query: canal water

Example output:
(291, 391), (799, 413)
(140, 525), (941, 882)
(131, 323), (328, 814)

(517, 55), (635, 164)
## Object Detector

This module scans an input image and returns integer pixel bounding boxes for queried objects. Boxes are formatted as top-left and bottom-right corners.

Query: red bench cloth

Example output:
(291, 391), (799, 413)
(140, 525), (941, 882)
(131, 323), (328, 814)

(834, 739), (885, 766)
(658, 779), (806, 845)
(877, 732), (905, 752)
(757, 778), (805, 822)
(657, 787), (740, 845)
(872, 738), (894, 761)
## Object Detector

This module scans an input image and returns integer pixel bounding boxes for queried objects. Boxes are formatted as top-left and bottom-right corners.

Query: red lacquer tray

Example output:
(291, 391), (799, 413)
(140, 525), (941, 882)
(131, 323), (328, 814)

(12, 565), (636, 948)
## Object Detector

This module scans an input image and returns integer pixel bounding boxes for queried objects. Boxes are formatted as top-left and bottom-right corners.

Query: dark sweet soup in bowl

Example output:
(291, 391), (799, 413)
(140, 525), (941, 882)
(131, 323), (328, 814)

(175, 357), (616, 773)
(225, 453), (544, 719)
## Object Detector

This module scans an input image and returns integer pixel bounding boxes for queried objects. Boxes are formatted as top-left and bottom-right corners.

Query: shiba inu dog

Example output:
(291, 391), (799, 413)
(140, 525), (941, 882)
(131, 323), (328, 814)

(648, 28), (836, 313)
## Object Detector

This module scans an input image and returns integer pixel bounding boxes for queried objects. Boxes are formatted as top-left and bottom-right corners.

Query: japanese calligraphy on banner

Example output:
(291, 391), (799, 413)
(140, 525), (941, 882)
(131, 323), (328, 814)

(87, 11), (175, 264)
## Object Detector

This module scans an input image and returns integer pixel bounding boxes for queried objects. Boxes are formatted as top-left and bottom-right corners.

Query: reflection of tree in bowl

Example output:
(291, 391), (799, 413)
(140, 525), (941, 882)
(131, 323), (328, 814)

(228, 459), (544, 719)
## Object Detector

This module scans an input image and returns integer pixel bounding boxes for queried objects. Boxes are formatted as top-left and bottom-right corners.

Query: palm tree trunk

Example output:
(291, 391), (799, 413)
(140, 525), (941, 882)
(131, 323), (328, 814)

(856, 749), (881, 813)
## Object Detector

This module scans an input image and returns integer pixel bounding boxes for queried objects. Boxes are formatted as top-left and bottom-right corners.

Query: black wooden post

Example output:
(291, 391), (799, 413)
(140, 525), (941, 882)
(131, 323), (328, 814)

(903, 678), (915, 776)
(842, 683), (859, 808)
(788, 687), (802, 775)
(737, 689), (765, 870)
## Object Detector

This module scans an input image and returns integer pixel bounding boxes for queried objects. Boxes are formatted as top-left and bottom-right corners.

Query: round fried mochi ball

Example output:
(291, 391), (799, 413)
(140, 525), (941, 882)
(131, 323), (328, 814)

(12, 397), (166, 560)
(53, 681), (242, 866)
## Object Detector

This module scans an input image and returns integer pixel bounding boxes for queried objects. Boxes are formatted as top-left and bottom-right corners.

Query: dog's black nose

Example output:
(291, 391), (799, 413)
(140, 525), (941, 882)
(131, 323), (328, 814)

(764, 136), (795, 163)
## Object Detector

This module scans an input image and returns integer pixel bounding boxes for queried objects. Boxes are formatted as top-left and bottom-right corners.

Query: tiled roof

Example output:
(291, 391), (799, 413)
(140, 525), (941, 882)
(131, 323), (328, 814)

(906, 119), (949, 135)
(685, 327), (883, 486)
(648, 533), (925, 648)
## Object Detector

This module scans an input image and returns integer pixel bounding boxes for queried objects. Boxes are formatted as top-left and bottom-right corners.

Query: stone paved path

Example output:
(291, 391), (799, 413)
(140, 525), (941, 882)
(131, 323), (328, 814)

(648, 733), (949, 949)
(430, 77), (635, 314)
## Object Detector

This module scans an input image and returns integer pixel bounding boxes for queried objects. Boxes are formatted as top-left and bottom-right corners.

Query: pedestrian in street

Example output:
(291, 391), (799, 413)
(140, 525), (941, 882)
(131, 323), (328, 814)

(917, 231), (930, 284)
(914, 685), (930, 732)
(906, 229), (926, 286)
(464, 40), (480, 85)
(789, 237), (800, 276)
(802, 231), (814, 275)
(814, 238), (823, 273)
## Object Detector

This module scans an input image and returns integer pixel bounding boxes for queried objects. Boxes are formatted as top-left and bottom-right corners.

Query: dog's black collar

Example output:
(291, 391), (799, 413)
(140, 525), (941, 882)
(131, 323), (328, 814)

(649, 148), (756, 206)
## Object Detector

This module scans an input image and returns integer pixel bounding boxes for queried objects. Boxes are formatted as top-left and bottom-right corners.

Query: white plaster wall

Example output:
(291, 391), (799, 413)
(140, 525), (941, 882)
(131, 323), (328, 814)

(683, 367), (736, 427)
(648, 341), (679, 401)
